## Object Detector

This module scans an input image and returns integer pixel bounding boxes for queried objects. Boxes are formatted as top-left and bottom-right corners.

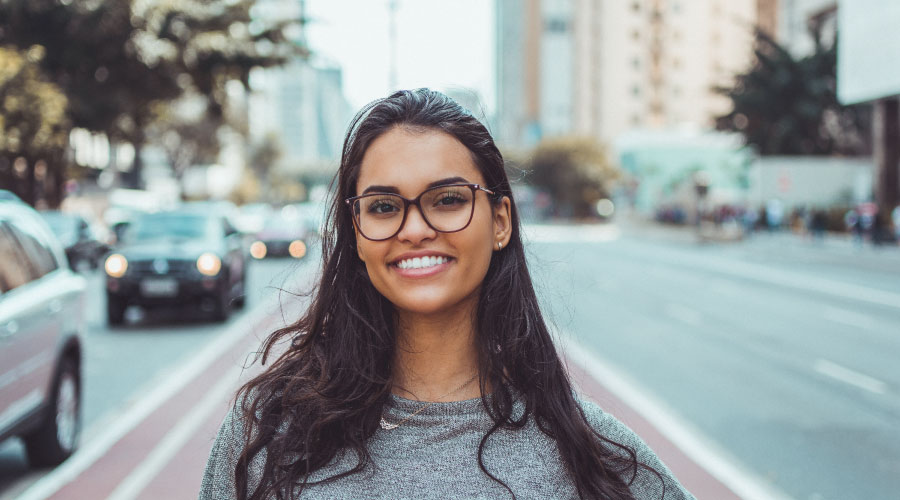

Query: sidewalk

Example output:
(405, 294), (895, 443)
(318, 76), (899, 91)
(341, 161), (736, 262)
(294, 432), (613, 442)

(17, 300), (751, 500)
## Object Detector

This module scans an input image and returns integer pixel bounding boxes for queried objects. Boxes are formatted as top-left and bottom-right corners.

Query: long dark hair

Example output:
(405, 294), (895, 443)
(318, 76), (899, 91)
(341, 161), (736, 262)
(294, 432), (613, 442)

(235, 88), (660, 499)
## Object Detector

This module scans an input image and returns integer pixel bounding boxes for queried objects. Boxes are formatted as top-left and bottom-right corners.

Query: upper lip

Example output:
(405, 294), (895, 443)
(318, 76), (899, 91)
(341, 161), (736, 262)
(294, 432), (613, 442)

(389, 250), (453, 265)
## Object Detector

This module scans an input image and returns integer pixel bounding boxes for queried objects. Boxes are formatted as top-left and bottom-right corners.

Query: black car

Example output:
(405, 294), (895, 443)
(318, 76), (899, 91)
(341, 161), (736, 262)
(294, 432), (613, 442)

(39, 211), (111, 270)
(1, 195), (86, 467)
(104, 209), (246, 325)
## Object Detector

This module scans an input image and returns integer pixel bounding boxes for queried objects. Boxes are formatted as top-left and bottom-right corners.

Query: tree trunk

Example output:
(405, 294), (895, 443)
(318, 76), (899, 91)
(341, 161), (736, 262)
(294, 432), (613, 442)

(873, 98), (900, 214)
(123, 139), (144, 189)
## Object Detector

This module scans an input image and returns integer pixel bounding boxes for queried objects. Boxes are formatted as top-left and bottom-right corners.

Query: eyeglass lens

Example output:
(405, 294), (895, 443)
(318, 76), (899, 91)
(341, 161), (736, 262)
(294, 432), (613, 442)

(353, 185), (476, 240)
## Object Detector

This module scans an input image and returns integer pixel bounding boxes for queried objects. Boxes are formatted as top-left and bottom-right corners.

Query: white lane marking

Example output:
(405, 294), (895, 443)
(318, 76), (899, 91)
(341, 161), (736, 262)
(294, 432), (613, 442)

(15, 298), (280, 500)
(664, 303), (704, 327)
(523, 224), (621, 243)
(822, 307), (876, 331)
(813, 359), (888, 395)
(105, 361), (245, 500)
(558, 336), (795, 500)
(661, 249), (900, 310)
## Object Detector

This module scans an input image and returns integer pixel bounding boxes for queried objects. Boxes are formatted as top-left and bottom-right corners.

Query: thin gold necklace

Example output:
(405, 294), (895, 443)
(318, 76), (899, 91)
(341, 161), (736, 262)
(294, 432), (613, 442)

(380, 373), (479, 430)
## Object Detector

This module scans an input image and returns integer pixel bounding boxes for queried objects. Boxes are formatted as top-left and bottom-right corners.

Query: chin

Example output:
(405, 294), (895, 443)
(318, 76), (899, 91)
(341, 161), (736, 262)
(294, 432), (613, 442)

(390, 290), (475, 317)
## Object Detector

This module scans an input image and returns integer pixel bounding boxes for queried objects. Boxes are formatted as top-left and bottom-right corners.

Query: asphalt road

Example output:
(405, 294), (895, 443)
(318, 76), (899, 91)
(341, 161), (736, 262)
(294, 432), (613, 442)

(526, 223), (900, 500)
(2, 224), (898, 500)
(0, 252), (315, 500)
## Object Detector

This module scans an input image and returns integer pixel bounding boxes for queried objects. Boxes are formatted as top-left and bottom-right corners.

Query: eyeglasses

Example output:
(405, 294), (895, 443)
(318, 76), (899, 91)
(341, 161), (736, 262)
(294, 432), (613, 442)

(345, 183), (496, 241)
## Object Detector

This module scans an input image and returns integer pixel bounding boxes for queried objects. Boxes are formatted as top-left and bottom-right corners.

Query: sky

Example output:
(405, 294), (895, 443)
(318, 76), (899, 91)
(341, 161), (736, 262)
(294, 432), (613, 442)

(304, 0), (496, 115)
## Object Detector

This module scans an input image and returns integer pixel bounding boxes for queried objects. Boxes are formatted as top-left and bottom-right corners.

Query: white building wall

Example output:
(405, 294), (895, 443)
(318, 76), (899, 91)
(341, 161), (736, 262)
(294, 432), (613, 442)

(539, 0), (575, 137)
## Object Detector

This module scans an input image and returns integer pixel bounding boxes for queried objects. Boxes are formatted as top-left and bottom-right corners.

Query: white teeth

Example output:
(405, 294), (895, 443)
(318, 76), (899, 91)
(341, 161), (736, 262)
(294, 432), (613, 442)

(397, 256), (448, 270)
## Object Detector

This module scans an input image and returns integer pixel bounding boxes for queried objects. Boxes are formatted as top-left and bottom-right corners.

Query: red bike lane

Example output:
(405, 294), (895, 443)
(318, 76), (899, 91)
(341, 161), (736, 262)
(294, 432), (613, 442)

(19, 304), (756, 500)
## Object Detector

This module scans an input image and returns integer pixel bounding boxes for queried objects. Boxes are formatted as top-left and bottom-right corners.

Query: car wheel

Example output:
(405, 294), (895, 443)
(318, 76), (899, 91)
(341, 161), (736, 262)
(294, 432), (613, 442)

(107, 295), (125, 326)
(23, 357), (81, 468)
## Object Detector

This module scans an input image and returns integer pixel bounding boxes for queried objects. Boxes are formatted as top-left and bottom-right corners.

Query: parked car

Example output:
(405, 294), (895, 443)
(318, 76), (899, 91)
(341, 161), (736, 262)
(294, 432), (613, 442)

(104, 209), (246, 325)
(249, 213), (309, 260)
(39, 211), (111, 270)
(0, 194), (86, 467)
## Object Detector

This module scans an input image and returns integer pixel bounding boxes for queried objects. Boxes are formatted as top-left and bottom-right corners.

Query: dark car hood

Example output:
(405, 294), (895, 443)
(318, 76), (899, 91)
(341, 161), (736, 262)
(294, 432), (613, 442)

(117, 238), (222, 260)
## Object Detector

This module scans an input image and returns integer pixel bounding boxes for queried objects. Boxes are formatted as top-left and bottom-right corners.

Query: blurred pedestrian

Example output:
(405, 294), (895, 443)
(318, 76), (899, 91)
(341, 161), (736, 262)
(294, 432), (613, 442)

(845, 208), (862, 247)
(809, 209), (827, 242)
(200, 89), (693, 499)
(892, 205), (900, 243)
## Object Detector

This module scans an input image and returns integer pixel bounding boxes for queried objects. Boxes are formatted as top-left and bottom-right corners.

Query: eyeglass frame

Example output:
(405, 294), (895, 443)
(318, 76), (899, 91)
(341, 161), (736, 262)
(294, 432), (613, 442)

(345, 183), (497, 241)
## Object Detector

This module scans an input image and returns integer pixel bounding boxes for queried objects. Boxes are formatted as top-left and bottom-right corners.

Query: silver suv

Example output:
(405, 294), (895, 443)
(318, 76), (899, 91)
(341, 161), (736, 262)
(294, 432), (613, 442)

(0, 194), (86, 467)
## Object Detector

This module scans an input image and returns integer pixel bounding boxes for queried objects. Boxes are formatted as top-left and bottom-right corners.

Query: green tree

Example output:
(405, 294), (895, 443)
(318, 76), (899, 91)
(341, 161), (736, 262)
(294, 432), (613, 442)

(0, 45), (69, 206)
(0, 0), (302, 189)
(716, 28), (870, 156)
(525, 137), (620, 218)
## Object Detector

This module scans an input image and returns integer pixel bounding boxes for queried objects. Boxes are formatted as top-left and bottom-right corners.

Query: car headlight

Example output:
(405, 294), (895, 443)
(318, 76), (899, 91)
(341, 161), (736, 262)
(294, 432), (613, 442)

(289, 240), (307, 258)
(196, 253), (222, 276)
(250, 241), (267, 259)
(105, 254), (128, 278)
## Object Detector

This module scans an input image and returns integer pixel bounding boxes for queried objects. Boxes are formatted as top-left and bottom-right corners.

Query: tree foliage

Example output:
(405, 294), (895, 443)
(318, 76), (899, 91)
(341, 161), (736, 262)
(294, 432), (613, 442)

(0, 45), (69, 205)
(0, 0), (303, 194)
(716, 28), (870, 156)
(525, 137), (620, 218)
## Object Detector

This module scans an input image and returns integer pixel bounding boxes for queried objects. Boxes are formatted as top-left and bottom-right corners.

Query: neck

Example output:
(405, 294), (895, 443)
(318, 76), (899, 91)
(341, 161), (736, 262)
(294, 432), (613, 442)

(392, 303), (483, 402)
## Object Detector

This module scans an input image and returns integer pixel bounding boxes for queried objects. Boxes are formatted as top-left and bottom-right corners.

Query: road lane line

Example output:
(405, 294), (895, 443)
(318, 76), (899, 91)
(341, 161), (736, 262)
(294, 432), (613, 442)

(813, 359), (888, 395)
(15, 298), (279, 500)
(558, 336), (795, 500)
(822, 307), (877, 331)
(618, 241), (900, 310)
(105, 360), (244, 500)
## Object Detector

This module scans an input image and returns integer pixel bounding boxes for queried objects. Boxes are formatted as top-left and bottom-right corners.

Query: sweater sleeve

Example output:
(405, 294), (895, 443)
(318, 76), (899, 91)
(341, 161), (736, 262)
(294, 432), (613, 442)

(199, 403), (245, 500)
(577, 397), (696, 500)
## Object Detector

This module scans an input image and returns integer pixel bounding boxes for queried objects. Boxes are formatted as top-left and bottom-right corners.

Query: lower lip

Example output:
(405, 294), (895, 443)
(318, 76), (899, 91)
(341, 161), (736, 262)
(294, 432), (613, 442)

(391, 259), (453, 278)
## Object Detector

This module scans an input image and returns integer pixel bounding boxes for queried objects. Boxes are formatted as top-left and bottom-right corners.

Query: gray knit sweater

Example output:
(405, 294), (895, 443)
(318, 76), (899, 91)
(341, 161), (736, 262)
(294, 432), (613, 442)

(199, 392), (695, 499)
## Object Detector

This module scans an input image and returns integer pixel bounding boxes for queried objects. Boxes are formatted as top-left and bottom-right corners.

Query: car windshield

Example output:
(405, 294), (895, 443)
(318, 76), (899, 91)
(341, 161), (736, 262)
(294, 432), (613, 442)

(126, 213), (216, 242)
(40, 212), (79, 245)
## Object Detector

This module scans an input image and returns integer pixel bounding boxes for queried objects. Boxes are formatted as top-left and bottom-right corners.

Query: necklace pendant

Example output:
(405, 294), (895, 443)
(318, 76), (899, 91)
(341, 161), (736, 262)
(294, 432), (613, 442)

(380, 417), (399, 430)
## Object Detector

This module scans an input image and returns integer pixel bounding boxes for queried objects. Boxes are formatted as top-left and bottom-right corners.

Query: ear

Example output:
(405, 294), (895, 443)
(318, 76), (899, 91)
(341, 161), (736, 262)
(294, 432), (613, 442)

(492, 196), (512, 251)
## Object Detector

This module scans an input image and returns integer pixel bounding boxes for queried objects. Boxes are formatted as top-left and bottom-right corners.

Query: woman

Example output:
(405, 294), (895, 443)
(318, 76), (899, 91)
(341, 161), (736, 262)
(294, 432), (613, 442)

(200, 89), (694, 500)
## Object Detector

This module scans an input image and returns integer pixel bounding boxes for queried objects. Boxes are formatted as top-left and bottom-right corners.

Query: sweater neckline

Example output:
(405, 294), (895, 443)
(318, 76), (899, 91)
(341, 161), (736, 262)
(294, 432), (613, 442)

(385, 385), (521, 417)
(387, 393), (486, 416)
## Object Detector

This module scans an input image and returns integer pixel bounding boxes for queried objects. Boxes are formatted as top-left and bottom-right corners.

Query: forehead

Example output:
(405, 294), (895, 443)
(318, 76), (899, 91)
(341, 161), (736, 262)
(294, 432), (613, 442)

(356, 127), (485, 196)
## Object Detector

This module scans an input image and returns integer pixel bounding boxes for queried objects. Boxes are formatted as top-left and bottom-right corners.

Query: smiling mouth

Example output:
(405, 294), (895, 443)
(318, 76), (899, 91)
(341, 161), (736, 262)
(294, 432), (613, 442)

(393, 256), (453, 270)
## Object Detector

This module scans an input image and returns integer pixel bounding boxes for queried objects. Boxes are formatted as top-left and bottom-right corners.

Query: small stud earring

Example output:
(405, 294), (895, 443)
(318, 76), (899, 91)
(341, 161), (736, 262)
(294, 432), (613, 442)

(497, 242), (502, 250)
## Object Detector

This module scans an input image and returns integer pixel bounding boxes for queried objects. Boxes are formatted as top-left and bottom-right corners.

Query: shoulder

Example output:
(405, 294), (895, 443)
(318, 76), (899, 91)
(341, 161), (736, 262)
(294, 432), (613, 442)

(575, 396), (645, 450)
(199, 393), (267, 500)
(573, 395), (697, 500)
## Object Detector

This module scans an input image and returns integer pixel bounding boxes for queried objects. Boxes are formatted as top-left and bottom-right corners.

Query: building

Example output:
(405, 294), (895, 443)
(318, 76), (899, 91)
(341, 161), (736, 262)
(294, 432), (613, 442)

(496, 0), (761, 148)
(248, 0), (352, 174)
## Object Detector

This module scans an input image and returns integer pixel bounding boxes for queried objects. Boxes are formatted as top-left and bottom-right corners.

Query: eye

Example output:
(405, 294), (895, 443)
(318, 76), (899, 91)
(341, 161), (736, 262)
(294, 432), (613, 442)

(366, 197), (402, 215)
(431, 190), (468, 208)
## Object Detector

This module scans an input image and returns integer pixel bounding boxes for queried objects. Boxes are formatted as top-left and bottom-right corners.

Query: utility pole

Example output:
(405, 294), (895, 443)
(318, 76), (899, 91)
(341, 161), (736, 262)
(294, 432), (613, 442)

(388, 0), (398, 91)
(873, 97), (900, 214)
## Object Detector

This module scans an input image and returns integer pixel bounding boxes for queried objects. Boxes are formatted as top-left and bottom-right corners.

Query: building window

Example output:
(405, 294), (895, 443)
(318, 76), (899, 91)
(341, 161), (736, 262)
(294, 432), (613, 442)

(632, 29), (641, 41)
(545, 18), (569, 33)
(631, 2), (640, 13)
(632, 57), (641, 69)
(632, 85), (641, 97)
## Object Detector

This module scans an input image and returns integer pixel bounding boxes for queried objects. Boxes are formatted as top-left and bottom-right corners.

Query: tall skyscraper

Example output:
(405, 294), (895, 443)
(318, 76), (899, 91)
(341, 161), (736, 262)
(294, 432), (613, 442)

(496, 0), (761, 148)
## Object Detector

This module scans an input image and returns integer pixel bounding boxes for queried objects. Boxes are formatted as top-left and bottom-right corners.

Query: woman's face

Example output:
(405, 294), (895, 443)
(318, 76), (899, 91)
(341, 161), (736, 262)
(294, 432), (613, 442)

(353, 126), (511, 317)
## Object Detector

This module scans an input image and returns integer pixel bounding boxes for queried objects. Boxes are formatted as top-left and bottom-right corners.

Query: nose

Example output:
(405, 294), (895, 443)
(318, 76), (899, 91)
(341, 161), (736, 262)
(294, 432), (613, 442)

(396, 203), (436, 244)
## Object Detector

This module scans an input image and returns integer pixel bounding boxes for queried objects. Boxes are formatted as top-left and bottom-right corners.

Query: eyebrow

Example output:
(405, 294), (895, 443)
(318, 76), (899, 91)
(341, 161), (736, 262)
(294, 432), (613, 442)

(361, 176), (471, 195)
